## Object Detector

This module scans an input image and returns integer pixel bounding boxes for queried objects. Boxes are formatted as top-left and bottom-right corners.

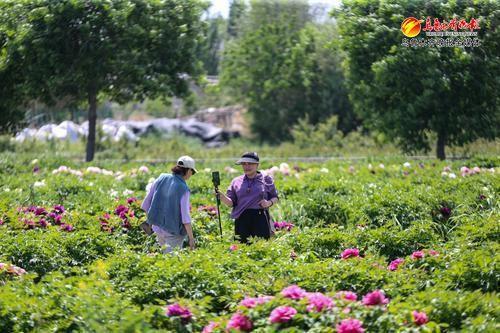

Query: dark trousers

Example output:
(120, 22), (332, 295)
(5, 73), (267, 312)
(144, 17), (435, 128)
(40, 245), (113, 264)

(235, 209), (271, 244)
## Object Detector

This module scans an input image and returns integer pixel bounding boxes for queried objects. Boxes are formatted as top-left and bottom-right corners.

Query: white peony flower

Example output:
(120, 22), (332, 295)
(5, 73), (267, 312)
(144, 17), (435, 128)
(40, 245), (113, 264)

(123, 189), (134, 196)
(33, 180), (46, 187)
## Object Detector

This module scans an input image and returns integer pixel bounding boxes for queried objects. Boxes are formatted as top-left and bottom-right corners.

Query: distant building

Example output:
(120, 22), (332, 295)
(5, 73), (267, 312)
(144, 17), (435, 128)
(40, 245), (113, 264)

(194, 105), (248, 137)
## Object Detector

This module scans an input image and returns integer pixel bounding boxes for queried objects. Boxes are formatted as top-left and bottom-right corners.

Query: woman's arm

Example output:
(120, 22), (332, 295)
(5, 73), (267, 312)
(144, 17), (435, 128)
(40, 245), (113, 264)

(180, 192), (195, 250)
(260, 175), (279, 208)
(183, 223), (195, 250)
(141, 181), (157, 212)
(217, 191), (234, 207)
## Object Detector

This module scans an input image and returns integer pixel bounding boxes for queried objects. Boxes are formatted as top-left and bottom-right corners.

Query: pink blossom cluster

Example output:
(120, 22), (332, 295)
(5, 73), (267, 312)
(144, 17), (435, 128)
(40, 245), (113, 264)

(100, 197), (140, 232)
(341, 248), (360, 259)
(410, 249), (439, 260)
(281, 285), (307, 299)
(200, 285), (431, 331)
(0, 263), (27, 276)
(273, 221), (294, 231)
(165, 303), (192, 323)
(388, 258), (404, 271)
(17, 205), (72, 231)
(239, 296), (274, 308)
(198, 204), (218, 216)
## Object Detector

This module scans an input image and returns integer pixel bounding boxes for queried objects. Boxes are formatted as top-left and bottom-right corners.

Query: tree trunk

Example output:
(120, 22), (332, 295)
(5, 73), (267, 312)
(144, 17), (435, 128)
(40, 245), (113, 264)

(86, 88), (97, 162)
(436, 131), (446, 160)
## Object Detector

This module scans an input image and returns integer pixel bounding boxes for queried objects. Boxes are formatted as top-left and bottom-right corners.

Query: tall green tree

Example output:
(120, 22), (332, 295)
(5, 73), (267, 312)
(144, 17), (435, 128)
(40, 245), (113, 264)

(0, 0), (206, 161)
(334, 0), (499, 159)
(227, 0), (247, 38)
(221, 0), (354, 142)
(197, 15), (226, 75)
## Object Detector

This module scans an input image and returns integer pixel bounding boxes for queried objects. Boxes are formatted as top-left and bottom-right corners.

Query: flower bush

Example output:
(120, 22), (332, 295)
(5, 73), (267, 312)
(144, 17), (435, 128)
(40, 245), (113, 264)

(0, 156), (497, 331)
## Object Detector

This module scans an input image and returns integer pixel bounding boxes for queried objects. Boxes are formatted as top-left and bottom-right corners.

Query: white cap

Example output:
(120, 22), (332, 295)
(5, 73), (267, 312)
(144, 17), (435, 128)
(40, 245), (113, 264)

(176, 155), (197, 174)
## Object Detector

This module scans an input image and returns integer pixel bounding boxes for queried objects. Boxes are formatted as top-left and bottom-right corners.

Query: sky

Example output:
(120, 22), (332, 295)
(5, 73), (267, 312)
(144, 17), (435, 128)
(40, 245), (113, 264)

(208, 0), (342, 18)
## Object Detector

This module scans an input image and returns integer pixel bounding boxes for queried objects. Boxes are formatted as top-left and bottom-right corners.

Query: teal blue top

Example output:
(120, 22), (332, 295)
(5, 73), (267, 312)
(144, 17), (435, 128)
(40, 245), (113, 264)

(146, 173), (189, 236)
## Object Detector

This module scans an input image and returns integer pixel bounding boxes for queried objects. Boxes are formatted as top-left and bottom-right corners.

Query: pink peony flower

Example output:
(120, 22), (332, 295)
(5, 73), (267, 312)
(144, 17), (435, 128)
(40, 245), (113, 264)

(34, 207), (47, 216)
(239, 297), (258, 308)
(335, 291), (358, 301)
(273, 221), (294, 231)
(229, 244), (238, 251)
(24, 219), (36, 229)
(60, 224), (74, 232)
(411, 251), (425, 260)
(239, 296), (273, 308)
(53, 205), (65, 214)
(126, 197), (138, 204)
(114, 205), (128, 216)
(306, 292), (334, 312)
(388, 258), (404, 271)
(412, 311), (429, 326)
(362, 290), (389, 306)
(7, 265), (27, 276)
(202, 321), (219, 333)
(198, 205), (218, 216)
(336, 318), (365, 333)
(428, 250), (439, 256)
(281, 285), (307, 299)
(440, 206), (451, 217)
(460, 166), (470, 177)
(226, 313), (252, 331)
(341, 248), (360, 259)
(166, 303), (192, 322)
(269, 306), (297, 324)
(38, 218), (49, 228)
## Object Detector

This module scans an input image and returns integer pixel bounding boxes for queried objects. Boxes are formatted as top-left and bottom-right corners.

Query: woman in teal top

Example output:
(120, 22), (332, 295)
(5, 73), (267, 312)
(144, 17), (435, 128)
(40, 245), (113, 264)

(142, 156), (197, 253)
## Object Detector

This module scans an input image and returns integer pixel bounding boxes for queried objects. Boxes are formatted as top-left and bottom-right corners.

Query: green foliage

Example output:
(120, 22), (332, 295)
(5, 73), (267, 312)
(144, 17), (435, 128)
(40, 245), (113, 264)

(292, 115), (344, 149)
(0, 154), (498, 331)
(0, 0), (207, 160)
(334, 0), (500, 159)
(220, 0), (355, 142)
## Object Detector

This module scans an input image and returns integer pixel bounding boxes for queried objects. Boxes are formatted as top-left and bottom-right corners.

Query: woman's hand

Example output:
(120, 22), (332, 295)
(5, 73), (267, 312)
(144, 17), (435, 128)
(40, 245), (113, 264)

(216, 189), (233, 207)
(259, 199), (273, 208)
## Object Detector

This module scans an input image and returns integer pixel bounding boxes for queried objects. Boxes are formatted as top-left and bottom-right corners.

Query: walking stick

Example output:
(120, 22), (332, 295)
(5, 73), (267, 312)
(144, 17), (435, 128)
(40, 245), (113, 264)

(212, 171), (223, 238)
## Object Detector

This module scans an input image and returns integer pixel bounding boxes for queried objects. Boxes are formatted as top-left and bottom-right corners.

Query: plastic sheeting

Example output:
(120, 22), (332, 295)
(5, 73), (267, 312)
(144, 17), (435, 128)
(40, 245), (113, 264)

(14, 118), (234, 146)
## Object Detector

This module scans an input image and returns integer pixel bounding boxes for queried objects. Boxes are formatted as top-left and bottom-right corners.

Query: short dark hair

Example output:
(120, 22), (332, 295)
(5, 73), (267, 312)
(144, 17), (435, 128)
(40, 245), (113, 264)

(171, 165), (190, 176)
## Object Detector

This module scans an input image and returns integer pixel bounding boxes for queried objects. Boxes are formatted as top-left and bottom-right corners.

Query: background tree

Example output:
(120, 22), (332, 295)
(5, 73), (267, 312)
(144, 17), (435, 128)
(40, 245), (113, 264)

(334, 0), (499, 159)
(220, 0), (354, 142)
(0, 0), (206, 161)
(197, 15), (226, 76)
(227, 0), (247, 39)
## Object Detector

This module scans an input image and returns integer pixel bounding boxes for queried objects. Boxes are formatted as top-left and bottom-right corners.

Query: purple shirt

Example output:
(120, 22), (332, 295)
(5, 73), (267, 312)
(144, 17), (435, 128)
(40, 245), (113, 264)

(227, 172), (279, 219)
(141, 180), (191, 224)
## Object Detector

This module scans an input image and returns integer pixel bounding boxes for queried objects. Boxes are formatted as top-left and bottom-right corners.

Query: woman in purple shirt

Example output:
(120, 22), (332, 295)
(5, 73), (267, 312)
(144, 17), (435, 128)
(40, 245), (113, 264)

(217, 152), (279, 243)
